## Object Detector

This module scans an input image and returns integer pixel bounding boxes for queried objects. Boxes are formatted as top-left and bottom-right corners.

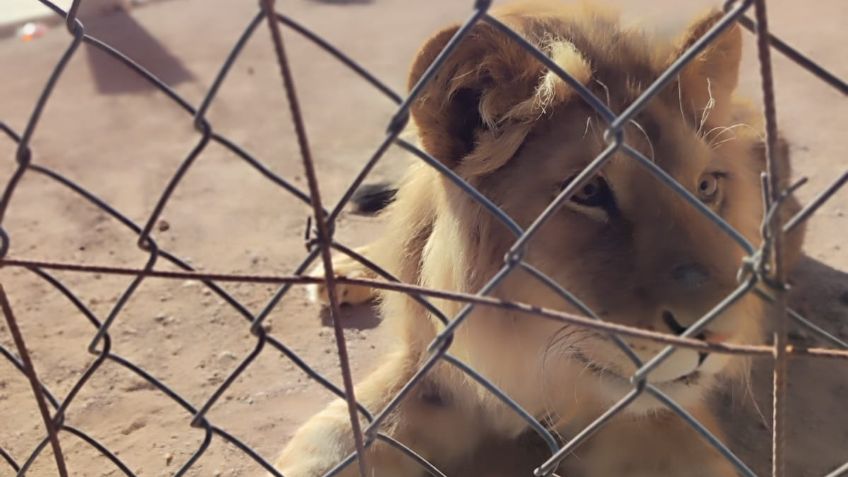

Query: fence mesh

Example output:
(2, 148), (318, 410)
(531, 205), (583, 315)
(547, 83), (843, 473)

(1, 0), (847, 476)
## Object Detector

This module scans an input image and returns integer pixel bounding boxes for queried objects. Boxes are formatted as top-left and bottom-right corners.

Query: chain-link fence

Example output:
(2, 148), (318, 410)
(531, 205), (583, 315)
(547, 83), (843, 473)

(1, 0), (847, 476)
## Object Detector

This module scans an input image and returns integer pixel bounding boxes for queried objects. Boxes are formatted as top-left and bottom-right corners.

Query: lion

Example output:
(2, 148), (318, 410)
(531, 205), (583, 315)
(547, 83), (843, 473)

(274, 2), (806, 476)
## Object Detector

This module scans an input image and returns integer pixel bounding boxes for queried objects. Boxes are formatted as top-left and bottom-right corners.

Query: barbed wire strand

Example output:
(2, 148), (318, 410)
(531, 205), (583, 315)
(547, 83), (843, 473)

(0, 285), (68, 477)
(260, 0), (368, 475)
(750, 0), (789, 475)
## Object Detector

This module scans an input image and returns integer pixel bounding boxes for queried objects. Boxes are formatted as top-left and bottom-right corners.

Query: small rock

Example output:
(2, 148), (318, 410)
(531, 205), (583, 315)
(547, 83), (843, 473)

(157, 220), (170, 232)
(218, 351), (239, 363)
(165, 453), (173, 466)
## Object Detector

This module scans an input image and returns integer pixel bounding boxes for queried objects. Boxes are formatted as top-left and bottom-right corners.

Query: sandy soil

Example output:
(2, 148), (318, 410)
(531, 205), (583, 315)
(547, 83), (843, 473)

(0, 0), (845, 476)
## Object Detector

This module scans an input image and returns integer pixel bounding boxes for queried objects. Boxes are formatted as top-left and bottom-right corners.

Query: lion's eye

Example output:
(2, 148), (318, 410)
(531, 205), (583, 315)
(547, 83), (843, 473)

(697, 173), (720, 202)
(562, 176), (615, 209)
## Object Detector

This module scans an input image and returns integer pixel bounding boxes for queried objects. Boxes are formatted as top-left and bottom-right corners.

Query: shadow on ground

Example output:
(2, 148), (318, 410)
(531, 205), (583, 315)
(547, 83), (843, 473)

(82, 8), (193, 94)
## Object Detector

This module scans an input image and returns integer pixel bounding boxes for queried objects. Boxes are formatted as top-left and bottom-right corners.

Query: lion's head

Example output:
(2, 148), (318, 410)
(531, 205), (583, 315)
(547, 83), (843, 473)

(404, 2), (806, 415)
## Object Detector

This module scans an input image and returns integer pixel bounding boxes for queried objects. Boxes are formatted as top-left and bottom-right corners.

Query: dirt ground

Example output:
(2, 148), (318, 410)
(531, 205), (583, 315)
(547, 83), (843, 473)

(0, 0), (845, 476)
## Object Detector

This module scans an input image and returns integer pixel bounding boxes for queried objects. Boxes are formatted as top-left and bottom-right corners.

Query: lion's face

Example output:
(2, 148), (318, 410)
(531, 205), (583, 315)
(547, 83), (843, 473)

(482, 98), (771, 408)
(408, 4), (805, 412)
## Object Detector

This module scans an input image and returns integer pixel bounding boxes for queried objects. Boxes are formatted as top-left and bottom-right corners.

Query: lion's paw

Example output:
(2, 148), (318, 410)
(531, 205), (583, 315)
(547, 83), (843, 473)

(305, 256), (376, 307)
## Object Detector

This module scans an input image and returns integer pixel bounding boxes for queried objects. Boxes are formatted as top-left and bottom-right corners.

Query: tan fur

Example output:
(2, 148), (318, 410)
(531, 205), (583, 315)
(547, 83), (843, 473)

(279, 2), (806, 476)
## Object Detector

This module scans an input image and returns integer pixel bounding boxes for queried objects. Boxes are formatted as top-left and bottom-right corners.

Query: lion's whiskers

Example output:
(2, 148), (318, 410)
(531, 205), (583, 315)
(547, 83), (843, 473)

(583, 116), (594, 139)
(594, 78), (612, 109)
(702, 122), (756, 149)
(629, 119), (656, 162)
(677, 80), (687, 121)
(741, 357), (770, 431)
(540, 326), (591, 441)
(695, 78), (716, 137)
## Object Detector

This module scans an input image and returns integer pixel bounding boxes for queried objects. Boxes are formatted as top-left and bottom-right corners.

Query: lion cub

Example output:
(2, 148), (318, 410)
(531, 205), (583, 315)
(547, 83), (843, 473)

(275, 2), (805, 476)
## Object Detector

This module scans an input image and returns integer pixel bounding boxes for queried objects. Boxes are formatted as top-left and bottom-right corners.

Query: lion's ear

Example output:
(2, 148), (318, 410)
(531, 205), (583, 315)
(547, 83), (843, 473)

(674, 10), (742, 126)
(407, 21), (591, 176)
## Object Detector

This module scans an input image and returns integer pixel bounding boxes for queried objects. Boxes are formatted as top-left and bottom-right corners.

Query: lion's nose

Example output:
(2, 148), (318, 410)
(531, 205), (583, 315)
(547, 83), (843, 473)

(670, 262), (710, 290)
(662, 310), (710, 366)
(661, 310), (688, 335)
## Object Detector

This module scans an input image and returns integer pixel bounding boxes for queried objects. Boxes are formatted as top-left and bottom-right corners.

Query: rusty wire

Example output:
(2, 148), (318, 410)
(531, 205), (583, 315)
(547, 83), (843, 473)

(0, 0), (846, 476)
(750, 1), (789, 476)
